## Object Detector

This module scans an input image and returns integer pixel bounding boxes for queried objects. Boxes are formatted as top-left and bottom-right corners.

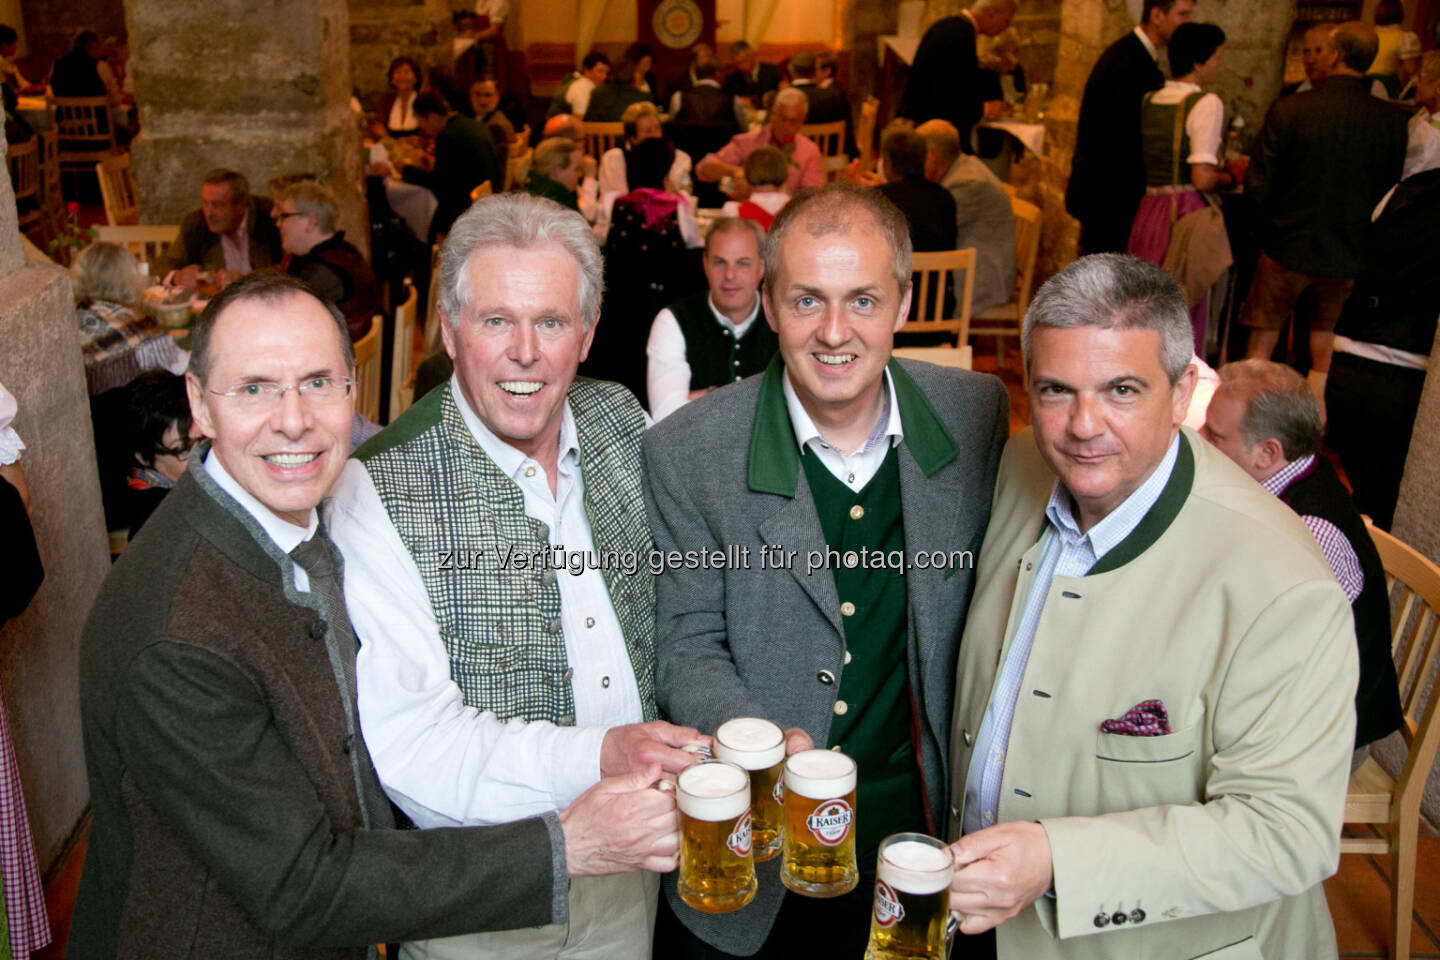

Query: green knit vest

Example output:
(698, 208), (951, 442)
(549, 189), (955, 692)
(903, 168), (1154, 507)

(1140, 90), (1205, 188)
(356, 380), (658, 725)
(800, 445), (926, 854)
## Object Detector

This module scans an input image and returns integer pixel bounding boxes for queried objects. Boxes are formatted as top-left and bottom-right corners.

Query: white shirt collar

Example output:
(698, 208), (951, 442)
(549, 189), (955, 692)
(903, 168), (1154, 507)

(1045, 433), (1180, 561)
(707, 292), (761, 337)
(1133, 25), (1160, 63)
(782, 366), (903, 456)
(449, 375), (580, 484)
(203, 449), (318, 554)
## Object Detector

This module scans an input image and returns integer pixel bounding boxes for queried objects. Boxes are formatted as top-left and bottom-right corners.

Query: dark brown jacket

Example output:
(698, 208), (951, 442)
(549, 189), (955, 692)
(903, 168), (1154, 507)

(70, 445), (566, 959)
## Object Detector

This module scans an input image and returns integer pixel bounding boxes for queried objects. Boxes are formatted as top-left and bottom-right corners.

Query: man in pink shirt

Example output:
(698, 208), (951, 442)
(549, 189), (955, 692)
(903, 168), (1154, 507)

(697, 87), (823, 197)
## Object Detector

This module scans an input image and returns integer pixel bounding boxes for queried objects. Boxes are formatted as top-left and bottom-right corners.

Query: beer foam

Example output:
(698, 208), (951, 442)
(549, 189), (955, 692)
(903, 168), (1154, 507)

(784, 749), (857, 799)
(678, 761), (751, 821)
(878, 840), (953, 895)
(713, 718), (785, 770)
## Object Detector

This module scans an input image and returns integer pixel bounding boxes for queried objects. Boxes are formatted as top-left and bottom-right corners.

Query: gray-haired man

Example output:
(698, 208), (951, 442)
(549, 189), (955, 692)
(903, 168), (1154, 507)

(947, 254), (1357, 960)
(327, 193), (699, 960)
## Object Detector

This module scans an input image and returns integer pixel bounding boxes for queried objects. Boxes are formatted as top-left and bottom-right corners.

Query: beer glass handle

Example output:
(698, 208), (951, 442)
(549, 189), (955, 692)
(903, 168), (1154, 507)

(946, 911), (963, 942)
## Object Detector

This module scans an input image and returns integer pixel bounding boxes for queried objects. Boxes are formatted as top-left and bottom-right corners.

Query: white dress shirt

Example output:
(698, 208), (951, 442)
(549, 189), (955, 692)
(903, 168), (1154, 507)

(566, 76), (597, 118)
(325, 378), (644, 828)
(1133, 26), (1159, 64)
(963, 435), (1180, 835)
(783, 367), (903, 491)
(646, 293), (762, 422)
(203, 451), (319, 591)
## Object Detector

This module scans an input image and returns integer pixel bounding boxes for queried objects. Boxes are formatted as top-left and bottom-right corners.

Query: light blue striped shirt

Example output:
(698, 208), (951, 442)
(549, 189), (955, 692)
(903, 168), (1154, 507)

(961, 435), (1181, 835)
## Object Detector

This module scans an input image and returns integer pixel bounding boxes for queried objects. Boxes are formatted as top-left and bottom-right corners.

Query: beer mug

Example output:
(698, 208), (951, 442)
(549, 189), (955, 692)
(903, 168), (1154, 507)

(711, 718), (786, 862)
(676, 760), (758, 914)
(865, 833), (955, 960)
(780, 748), (858, 898)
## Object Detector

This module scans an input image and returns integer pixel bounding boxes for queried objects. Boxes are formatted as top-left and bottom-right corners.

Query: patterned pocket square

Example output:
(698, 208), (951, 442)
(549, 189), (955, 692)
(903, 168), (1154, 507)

(1100, 699), (1171, 737)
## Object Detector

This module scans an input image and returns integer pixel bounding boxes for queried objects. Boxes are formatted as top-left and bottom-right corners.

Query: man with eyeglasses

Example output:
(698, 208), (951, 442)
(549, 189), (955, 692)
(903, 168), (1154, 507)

(273, 179), (381, 344)
(72, 272), (684, 960)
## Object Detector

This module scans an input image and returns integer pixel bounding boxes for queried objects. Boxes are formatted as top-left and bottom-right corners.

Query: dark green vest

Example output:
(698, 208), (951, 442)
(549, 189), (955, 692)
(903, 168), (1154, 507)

(1140, 90), (1204, 187)
(669, 292), (778, 392)
(800, 445), (926, 854)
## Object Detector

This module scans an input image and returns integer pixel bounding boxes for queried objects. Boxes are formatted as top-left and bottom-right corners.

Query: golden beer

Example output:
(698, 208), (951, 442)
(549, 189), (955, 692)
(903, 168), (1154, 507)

(711, 718), (786, 862)
(677, 760), (757, 914)
(780, 749), (858, 898)
(865, 833), (955, 960)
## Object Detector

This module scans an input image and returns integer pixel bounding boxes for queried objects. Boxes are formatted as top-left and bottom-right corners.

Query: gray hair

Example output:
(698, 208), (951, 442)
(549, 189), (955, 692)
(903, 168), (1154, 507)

(771, 86), (809, 119)
(440, 192), (604, 327)
(764, 183), (913, 297)
(277, 179), (338, 234)
(1216, 359), (1322, 460)
(705, 216), (766, 259)
(1022, 254), (1193, 384)
(72, 241), (143, 305)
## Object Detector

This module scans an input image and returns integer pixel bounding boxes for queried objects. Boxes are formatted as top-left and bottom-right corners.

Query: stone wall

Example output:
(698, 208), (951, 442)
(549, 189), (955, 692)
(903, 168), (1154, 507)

(127, 0), (365, 253)
(349, 0), (456, 104)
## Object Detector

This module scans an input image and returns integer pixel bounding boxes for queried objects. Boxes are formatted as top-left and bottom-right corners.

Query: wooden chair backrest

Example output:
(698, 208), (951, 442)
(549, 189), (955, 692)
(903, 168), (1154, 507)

(8, 136), (40, 205)
(1010, 196), (1042, 316)
(50, 96), (117, 156)
(856, 97), (879, 172)
(352, 321), (382, 423)
(801, 121), (846, 159)
(506, 148), (532, 192)
(584, 122), (624, 160)
(903, 248), (977, 345)
(96, 152), (138, 225)
(891, 345), (973, 370)
(390, 280), (419, 420)
(422, 243), (445, 359)
(94, 224), (181, 271)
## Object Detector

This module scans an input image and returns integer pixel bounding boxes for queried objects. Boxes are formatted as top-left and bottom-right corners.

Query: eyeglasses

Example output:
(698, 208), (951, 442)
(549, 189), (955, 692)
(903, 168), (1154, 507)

(273, 210), (306, 221)
(157, 440), (195, 460)
(209, 377), (354, 410)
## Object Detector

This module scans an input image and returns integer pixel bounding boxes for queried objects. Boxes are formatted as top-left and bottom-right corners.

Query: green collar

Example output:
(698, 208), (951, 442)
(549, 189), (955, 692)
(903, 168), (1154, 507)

(1085, 432), (1195, 576)
(747, 355), (959, 497)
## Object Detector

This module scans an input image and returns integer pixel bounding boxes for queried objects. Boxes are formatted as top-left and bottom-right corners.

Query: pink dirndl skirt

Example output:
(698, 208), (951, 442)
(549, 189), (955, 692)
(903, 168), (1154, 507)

(1127, 188), (1209, 355)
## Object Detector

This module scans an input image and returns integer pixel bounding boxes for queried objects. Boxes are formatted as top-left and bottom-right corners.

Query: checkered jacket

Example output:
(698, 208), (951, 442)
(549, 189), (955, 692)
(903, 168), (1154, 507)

(357, 380), (658, 725)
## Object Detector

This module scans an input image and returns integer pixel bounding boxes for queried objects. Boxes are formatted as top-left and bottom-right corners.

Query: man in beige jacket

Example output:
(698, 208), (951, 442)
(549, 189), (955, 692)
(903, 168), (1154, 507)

(947, 253), (1358, 960)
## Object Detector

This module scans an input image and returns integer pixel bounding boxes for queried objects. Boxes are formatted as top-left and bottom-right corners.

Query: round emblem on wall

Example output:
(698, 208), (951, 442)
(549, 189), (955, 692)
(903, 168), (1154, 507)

(653, 0), (704, 49)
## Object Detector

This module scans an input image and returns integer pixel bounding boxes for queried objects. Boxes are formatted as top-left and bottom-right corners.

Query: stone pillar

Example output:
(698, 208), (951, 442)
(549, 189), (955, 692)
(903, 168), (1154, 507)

(349, 0), (456, 103)
(126, 0), (366, 252)
(1386, 329), (1440, 826)
(0, 122), (111, 873)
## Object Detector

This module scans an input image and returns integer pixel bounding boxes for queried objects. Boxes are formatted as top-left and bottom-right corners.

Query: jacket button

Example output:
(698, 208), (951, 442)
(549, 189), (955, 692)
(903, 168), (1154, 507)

(1093, 913), (1110, 928)
(585, 616), (596, 628)
(840, 601), (856, 617)
(601, 675), (610, 688)
(1129, 908), (1146, 924)
(950, 804), (961, 819)
(547, 617), (562, 634)
(562, 667), (575, 682)
(1111, 912), (1128, 926)
(309, 620), (327, 640)
(844, 650), (852, 665)
(833, 699), (848, 716)
(540, 569), (557, 586)
(849, 505), (864, 520)
(963, 730), (974, 746)
(557, 714), (575, 726)
(817, 670), (835, 685)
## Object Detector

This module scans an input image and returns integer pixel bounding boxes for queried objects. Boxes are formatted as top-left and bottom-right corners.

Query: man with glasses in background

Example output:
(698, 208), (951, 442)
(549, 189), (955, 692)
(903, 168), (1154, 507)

(72, 272), (683, 960)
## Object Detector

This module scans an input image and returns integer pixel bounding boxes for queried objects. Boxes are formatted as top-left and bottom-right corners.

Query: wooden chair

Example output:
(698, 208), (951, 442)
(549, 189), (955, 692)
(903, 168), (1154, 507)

(801, 120), (846, 159)
(469, 180), (493, 203)
(892, 345), (973, 370)
(94, 224), (180, 271)
(352, 321), (383, 423)
(38, 125), (63, 238)
(1341, 523), (1440, 960)
(422, 243), (445, 360)
(96, 152), (138, 225)
(856, 97), (879, 173)
(902, 248), (977, 346)
(583, 122), (624, 160)
(7, 136), (41, 235)
(50, 96), (118, 170)
(970, 195), (1042, 368)
(389, 281), (419, 420)
(505, 148), (532, 192)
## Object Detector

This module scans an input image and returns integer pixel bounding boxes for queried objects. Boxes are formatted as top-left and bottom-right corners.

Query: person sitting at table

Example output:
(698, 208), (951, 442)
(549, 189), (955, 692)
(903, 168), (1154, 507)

(0, 25), (36, 97)
(697, 87), (823, 199)
(399, 91), (502, 238)
(549, 50), (610, 120)
(788, 50), (849, 126)
(627, 42), (658, 100)
(119, 369), (195, 538)
(585, 138), (705, 407)
(1127, 21), (1240, 353)
(72, 242), (189, 396)
(154, 169), (284, 285)
(721, 40), (781, 108)
(524, 136), (587, 213)
(372, 56), (422, 139)
(585, 57), (650, 123)
(50, 28), (107, 97)
(720, 146), (790, 229)
(273, 179), (380, 343)
(468, 76), (514, 150)
(596, 101), (693, 241)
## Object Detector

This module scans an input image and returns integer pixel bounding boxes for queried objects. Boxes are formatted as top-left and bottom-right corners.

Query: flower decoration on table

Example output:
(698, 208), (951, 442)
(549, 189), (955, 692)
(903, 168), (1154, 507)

(46, 201), (98, 267)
